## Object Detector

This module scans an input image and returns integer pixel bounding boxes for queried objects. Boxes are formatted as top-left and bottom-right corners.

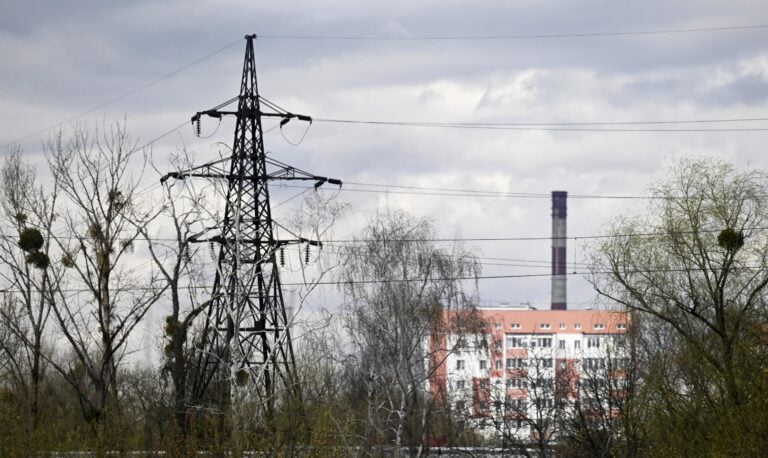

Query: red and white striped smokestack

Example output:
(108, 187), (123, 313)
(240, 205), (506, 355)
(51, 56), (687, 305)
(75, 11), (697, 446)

(551, 191), (567, 310)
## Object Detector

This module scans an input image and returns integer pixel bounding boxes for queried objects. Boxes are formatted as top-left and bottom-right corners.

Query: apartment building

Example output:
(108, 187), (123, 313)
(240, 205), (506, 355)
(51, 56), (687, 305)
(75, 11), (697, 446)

(428, 306), (629, 442)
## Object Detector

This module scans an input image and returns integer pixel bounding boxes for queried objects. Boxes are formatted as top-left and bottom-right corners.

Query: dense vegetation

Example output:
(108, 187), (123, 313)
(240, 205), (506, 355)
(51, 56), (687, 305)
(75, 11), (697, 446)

(1, 125), (768, 456)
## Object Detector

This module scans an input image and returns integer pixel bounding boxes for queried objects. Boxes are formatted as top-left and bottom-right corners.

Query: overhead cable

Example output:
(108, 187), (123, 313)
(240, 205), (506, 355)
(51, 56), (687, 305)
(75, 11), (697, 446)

(1, 37), (244, 149)
(258, 24), (768, 41)
(3, 265), (768, 293)
(314, 118), (768, 132)
(293, 183), (652, 200)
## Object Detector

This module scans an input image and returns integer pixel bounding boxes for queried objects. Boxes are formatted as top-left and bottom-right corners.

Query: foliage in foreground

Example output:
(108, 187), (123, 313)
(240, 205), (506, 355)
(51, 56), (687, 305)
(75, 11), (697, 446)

(2, 125), (768, 457)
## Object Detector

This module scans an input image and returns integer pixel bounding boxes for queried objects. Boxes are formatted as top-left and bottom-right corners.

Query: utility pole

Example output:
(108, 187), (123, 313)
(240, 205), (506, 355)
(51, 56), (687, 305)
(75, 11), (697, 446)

(162, 34), (341, 412)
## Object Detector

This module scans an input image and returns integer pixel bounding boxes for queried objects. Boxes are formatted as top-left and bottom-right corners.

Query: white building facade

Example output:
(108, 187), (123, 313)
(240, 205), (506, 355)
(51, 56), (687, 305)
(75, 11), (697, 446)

(429, 306), (630, 444)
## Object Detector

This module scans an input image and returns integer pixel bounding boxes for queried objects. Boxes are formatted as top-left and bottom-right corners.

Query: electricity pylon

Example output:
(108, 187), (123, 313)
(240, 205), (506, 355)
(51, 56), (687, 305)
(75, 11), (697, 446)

(162, 34), (340, 409)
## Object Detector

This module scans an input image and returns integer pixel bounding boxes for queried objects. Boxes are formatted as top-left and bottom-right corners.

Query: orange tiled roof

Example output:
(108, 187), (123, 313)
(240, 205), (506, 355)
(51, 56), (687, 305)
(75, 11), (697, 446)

(478, 308), (628, 334)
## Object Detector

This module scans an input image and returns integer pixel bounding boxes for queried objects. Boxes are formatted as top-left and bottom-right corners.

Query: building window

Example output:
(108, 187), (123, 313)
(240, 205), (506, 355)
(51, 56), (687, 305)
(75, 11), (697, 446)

(587, 337), (600, 348)
(494, 339), (502, 351)
(559, 323), (566, 329)
(540, 323), (550, 329)
(506, 358), (526, 368)
(479, 360), (487, 370)
(478, 400), (489, 413)
(583, 358), (606, 370)
(456, 400), (465, 411)
(456, 380), (465, 390)
(506, 335), (526, 348)
(594, 323), (605, 330)
(495, 360), (502, 370)
(574, 323), (581, 330)
(510, 323), (521, 329)
(535, 398), (555, 409)
(509, 398), (528, 411)
(531, 337), (552, 348)
(506, 397), (527, 411)
(617, 323), (627, 329)
(541, 358), (553, 368)
(456, 359), (465, 370)
(506, 378), (528, 389)
(558, 339), (566, 349)
(478, 379), (489, 390)
(495, 322), (502, 330)
(574, 340), (581, 349)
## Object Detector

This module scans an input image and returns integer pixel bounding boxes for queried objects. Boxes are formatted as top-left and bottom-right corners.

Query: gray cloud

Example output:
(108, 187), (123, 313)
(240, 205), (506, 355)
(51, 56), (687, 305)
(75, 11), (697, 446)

(1, 0), (768, 307)
(712, 72), (768, 105)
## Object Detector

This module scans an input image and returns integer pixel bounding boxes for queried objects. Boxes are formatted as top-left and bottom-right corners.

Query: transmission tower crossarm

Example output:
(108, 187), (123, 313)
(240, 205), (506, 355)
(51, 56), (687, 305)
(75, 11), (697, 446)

(191, 105), (312, 123)
(185, 235), (320, 247)
(160, 171), (341, 188)
(194, 109), (295, 118)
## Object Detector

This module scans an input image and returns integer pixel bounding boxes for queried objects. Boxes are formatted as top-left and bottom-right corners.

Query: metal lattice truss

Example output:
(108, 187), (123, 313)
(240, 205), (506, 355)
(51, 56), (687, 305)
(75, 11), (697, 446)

(161, 34), (340, 406)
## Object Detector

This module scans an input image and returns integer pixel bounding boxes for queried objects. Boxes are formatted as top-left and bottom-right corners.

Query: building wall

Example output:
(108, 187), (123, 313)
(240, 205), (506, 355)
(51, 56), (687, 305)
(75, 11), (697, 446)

(429, 307), (629, 442)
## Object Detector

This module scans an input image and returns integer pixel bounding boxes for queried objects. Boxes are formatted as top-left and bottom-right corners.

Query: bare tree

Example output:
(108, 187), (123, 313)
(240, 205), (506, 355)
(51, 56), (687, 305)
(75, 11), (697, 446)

(0, 147), (59, 439)
(557, 329), (641, 457)
(481, 343), (562, 456)
(339, 209), (482, 456)
(42, 123), (164, 439)
(137, 149), (214, 440)
(591, 157), (768, 453)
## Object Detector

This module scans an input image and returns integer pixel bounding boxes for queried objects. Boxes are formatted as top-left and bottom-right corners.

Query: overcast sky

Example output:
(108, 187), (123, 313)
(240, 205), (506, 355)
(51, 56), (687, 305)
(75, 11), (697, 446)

(2, 0), (768, 314)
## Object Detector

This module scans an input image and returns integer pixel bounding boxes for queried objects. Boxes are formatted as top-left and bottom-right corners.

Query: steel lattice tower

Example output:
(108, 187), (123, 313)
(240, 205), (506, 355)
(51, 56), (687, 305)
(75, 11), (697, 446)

(163, 34), (340, 407)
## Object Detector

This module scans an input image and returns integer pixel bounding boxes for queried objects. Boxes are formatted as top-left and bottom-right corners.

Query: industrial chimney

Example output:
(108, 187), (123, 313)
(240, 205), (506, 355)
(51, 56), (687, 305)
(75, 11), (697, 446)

(551, 191), (567, 310)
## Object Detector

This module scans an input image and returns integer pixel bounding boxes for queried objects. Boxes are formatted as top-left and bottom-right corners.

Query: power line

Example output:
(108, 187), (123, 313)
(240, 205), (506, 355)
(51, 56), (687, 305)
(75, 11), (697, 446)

(308, 245), (591, 269)
(323, 225), (768, 244)
(1, 37), (244, 149)
(323, 115), (768, 127)
(323, 236), (573, 243)
(314, 118), (768, 133)
(137, 120), (192, 151)
(258, 24), (768, 41)
(299, 265), (768, 285)
(4, 265), (767, 294)
(343, 181), (543, 196)
(0, 224), (762, 245)
(318, 245), (589, 268)
(480, 255), (586, 266)
(5, 25), (766, 148)
(294, 183), (652, 200)
(130, 118), (304, 198)
(483, 261), (580, 269)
